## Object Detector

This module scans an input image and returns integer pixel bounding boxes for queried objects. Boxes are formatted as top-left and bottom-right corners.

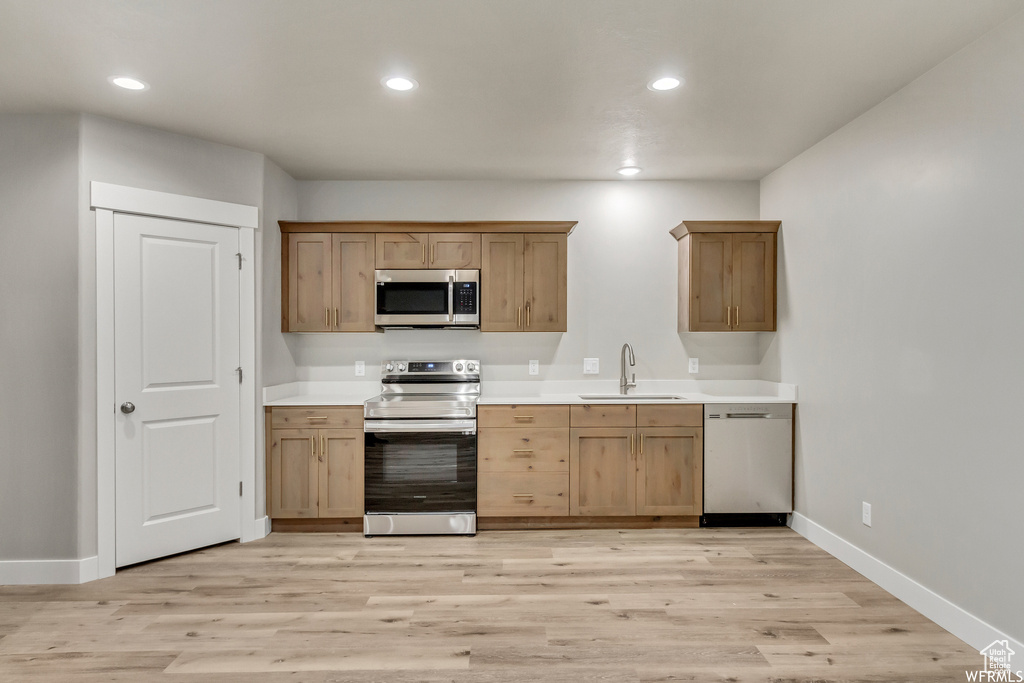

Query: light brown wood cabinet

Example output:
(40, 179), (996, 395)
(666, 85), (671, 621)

(481, 233), (567, 332)
(671, 221), (779, 332)
(477, 405), (569, 516)
(266, 407), (363, 518)
(570, 404), (703, 516)
(375, 233), (481, 269)
(282, 233), (374, 332)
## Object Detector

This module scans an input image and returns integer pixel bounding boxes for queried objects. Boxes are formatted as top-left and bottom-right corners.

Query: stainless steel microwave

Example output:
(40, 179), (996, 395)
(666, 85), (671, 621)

(374, 269), (480, 328)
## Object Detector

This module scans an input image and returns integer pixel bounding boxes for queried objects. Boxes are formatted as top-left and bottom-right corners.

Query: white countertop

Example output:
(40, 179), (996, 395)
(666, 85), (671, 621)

(263, 379), (797, 406)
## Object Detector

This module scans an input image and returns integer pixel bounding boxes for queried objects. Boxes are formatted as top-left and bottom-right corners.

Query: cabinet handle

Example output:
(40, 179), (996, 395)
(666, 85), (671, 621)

(320, 435), (325, 460)
(735, 306), (739, 326)
(511, 449), (535, 455)
(334, 308), (339, 328)
(326, 307), (330, 328)
(526, 304), (531, 328)
(421, 243), (426, 263)
(640, 433), (644, 455)
(512, 415), (534, 421)
(727, 306), (731, 326)
(512, 493), (534, 498)
(310, 436), (315, 458)
(306, 416), (328, 421)
(630, 433), (634, 455)
(517, 306), (521, 328)
(430, 244), (435, 264)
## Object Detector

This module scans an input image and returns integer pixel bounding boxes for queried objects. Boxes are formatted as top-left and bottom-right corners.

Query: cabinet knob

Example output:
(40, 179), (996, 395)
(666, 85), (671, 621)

(120, 402), (135, 414)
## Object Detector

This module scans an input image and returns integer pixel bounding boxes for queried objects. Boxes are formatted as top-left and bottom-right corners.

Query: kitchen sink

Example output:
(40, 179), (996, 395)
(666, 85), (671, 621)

(578, 394), (687, 401)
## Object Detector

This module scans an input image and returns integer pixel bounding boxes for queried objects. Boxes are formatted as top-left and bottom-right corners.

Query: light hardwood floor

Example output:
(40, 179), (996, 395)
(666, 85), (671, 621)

(0, 528), (983, 681)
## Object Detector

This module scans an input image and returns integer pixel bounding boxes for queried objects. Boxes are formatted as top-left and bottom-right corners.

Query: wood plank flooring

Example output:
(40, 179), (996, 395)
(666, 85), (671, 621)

(0, 528), (984, 681)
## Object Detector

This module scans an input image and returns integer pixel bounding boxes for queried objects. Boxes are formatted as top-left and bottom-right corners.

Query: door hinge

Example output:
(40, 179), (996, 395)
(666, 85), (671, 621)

(236, 366), (243, 384)
(239, 481), (243, 496)
(236, 252), (243, 270)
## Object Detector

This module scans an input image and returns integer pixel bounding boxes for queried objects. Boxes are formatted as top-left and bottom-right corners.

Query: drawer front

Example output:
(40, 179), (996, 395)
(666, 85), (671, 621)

(570, 404), (636, 428)
(637, 404), (703, 428)
(478, 472), (569, 516)
(478, 404), (569, 429)
(478, 428), (568, 472)
(271, 406), (362, 429)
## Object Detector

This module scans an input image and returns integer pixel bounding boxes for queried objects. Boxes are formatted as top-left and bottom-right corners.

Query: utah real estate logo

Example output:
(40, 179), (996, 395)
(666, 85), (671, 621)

(967, 640), (1023, 682)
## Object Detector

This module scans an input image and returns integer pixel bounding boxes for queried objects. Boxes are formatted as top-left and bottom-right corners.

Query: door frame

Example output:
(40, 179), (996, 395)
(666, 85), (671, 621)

(92, 181), (261, 579)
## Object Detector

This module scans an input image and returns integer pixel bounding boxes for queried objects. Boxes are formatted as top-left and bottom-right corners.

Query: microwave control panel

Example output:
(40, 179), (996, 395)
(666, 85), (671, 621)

(455, 282), (477, 314)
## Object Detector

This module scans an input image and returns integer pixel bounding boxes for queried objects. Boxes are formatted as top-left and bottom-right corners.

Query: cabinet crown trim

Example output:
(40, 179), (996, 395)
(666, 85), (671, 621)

(281, 221), (577, 235)
(670, 220), (780, 240)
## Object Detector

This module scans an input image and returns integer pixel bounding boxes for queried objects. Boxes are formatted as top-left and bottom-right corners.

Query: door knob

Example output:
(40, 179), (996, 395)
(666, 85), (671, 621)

(120, 402), (136, 414)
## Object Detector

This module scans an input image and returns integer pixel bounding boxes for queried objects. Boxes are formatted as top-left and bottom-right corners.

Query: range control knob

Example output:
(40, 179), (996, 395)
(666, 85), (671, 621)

(385, 362), (394, 372)
(398, 363), (407, 372)
(454, 362), (464, 372)
(467, 362), (477, 373)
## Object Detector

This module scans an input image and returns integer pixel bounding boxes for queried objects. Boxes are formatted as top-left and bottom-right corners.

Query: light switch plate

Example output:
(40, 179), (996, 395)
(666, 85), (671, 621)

(529, 360), (539, 375)
(862, 502), (872, 527)
(688, 358), (699, 373)
(355, 361), (365, 377)
(583, 358), (600, 374)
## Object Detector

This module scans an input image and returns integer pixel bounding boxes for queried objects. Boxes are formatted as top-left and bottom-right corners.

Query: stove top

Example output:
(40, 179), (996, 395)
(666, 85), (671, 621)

(364, 359), (481, 420)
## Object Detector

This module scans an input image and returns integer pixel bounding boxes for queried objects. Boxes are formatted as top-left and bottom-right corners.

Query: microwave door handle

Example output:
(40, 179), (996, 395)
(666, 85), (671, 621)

(448, 274), (455, 322)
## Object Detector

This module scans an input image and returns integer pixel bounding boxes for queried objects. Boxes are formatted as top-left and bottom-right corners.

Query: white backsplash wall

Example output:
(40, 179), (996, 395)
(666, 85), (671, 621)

(281, 180), (763, 382)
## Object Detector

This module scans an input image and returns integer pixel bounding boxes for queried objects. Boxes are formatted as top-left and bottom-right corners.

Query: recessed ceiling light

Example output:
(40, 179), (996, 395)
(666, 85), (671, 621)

(383, 76), (418, 92)
(617, 166), (642, 177)
(110, 76), (148, 91)
(648, 77), (682, 91)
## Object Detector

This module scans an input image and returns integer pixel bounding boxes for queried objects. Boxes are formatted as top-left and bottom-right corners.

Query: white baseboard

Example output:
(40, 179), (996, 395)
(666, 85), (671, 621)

(0, 556), (98, 585)
(253, 516), (271, 539)
(789, 512), (1022, 653)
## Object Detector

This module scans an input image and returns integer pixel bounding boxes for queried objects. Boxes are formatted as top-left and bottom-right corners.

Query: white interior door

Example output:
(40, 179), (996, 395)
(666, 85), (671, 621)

(114, 213), (241, 567)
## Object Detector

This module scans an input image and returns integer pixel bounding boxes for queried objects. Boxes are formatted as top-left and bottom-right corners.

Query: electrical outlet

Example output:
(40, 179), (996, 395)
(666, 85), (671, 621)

(862, 502), (872, 527)
(688, 358), (699, 373)
(583, 358), (600, 374)
(354, 361), (365, 377)
(529, 360), (539, 375)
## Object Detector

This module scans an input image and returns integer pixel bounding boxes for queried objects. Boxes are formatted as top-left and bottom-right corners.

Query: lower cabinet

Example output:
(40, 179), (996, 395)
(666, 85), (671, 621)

(570, 404), (703, 516)
(266, 407), (363, 518)
(477, 405), (569, 515)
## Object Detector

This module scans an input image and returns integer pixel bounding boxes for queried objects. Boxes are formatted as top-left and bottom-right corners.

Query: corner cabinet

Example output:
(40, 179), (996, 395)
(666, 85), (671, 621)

(279, 222), (574, 333)
(671, 221), (780, 332)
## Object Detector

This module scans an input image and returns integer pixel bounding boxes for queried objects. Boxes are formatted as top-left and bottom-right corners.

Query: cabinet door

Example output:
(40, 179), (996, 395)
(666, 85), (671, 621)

(332, 234), (375, 332)
(635, 427), (703, 516)
(689, 233), (732, 332)
(318, 429), (364, 517)
(570, 428), (636, 516)
(376, 233), (428, 269)
(481, 234), (524, 331)
(731, 233), (775, 331)
(286, 233), (332, 332)
(429, 233), (480, 269)
(523, 233), (567, 332)
(268, 428), (319, 518)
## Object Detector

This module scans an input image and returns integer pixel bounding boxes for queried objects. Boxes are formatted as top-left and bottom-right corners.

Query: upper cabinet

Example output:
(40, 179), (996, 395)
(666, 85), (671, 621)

(283, 233), (375, 332)
(481, 233), (567, 332)
(671, 220), (780, 332)
(280, 222), (574, 333)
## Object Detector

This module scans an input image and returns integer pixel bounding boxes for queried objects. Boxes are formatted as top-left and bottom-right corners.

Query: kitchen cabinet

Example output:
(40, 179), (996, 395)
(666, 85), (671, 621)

(480, 233), (567, 332)
(266, 407), (363, 518)
(569, 404), (703, 516)
(477, 405), (569, 516)
(282, 233), (374, 332)
(375, 233), (481, 269)
(671, 221), (779, 332)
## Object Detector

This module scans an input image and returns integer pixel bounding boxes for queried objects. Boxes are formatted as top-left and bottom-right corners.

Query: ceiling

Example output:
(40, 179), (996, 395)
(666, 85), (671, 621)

(1, 0), (1021, 181)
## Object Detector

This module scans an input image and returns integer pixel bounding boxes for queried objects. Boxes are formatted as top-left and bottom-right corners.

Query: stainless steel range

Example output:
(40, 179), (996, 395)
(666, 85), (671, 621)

(363, 360), (480, 536)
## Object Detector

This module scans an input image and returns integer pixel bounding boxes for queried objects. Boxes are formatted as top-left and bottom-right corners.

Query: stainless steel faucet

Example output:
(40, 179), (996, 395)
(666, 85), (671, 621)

(620, 343), (636, 395)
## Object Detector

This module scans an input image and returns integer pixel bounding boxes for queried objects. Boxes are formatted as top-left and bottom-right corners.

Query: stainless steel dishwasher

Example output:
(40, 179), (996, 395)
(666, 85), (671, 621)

(703, 403), (794, 519)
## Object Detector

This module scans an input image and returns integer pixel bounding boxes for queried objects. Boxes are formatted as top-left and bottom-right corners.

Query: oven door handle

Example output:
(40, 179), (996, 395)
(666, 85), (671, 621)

(364, 419), (477, 435)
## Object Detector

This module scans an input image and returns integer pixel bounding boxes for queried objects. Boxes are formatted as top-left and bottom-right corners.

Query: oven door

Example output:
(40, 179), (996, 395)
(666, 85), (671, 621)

(364, 419), (477, 514)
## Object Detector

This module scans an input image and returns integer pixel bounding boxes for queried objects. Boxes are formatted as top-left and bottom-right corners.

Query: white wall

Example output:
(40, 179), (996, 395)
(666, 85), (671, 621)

(289, 180), (762, 383)
(76, 115), (266, 556)
(761, 10), (1024, 644)
(0, 114), (81, 560)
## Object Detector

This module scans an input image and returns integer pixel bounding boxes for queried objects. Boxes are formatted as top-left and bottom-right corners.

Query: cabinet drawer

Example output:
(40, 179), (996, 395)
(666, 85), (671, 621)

(478, 404), (569, 428)
(479, 428), (568, 472)
(478, 472), (569, 516)
(271, 406), (362, 429)
(571, 404), (636, 428)
(637, 404), (703, 428)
